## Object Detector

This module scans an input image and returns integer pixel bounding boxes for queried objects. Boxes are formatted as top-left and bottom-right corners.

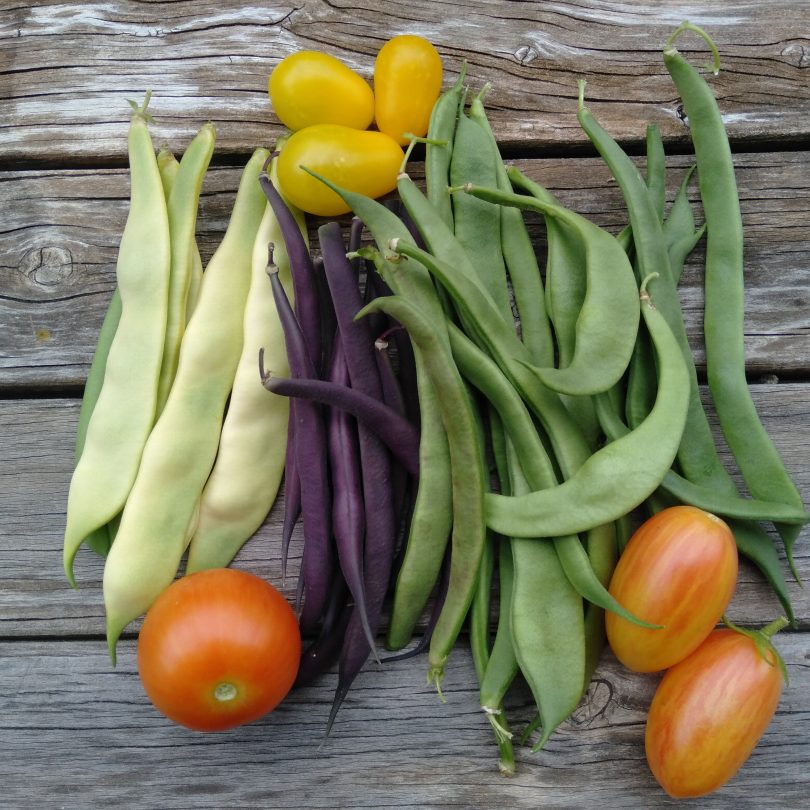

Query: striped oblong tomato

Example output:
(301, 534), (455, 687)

(646, 621), (788, 798)
(137, 568), (300, 732)
(277, 124), (404, 216)
(269, 51), (374, 132)
(374, 34), (443, 145)
(606, 506), (738, 672)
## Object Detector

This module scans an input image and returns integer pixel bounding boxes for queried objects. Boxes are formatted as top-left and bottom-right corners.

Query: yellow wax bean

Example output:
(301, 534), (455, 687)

(185, 154), (307, 573)
(63, 96), (171, 585)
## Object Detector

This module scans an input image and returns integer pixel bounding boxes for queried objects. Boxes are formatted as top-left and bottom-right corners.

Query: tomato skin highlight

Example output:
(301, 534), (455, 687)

(645, 628), (783, 798)
(277, 124), (404, 216)
(606, 506), (738, 672)
(374, 35), (443, 146)
(269, 51), (374, 132)
(137, 568), (300, 732)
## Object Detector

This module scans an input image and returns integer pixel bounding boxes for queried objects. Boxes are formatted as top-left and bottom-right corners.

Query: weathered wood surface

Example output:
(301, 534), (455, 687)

(1, 637), (809, 809)
(3, 0), (810, 806)
(2, 390), (808, 638)
(2, 151), (809, 390)
(3, 1), (810, 162)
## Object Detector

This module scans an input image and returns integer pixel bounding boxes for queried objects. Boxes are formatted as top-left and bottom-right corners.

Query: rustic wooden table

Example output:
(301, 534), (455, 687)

(2, 2), (809, 807)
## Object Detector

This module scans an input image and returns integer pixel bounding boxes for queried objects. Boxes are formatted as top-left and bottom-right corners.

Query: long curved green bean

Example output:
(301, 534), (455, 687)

(452, 175), (640, 398)
(468, 92), (554, 367)
(664, 21), (806, 570)
(486, 279), (690, 538)
(63, 95), (171, 585)
(357, 290), (486, 692)
(595, 393), (809, 524)
(155, 124), (216, 413)
(103, 148), (269, 659)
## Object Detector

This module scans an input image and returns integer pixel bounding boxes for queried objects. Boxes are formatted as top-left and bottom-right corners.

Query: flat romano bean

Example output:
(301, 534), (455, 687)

(594, 392), (809, 525)
(664, 21), (806, 570)
(485, 277), (690, 539)
(63, 96), (171, 585)
(103, 148), (269, 658)
(185, 154), (306, 573)
(507, 458), (585, 752)
(449, 101), (512, 324)
(454, 174), (640, 398)
(156, 124), (215, 413)
(468, 92), (554, 367)
(424, 64), (467, 228)
(357, 287), (487, 691)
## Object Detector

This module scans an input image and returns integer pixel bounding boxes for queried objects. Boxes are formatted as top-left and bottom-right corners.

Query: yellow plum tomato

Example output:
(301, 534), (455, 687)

(646, 622), (787, 798)
(276, 124), (404, 216)
(606, 505), (738, 672)
(374, 34), (443, 145)
(137, 568), (300, 732)
(269, 50), (374, 132)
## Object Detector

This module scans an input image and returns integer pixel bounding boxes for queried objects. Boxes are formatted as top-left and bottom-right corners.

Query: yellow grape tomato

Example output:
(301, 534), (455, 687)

(374, 35), (443, 145)
(269, 51), (374, 132)
(277, 124), (404, 217)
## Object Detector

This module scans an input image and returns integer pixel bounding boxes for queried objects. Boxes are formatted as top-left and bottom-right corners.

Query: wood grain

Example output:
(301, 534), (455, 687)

(1, 637), (808, 808)
(1, 392), (807, 639)
(2, 151), (809, 390)
(3, 1), (810, 163)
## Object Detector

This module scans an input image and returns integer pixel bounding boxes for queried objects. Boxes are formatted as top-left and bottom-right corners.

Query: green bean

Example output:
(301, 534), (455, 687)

(485, 277), (690, 538)
(468, 91), (554, 367)
(645, 124), (667, 222)
(103, 148), (269, 659)
(449, 100), (512, 324)
(508, 172), (600, 444)
(454, 174), (640, 398)
(595, 392), (810, 524)
(157, 148), (204, 322)
(663, 166), (706, 285)
(357, 288), (486, 692)
(73, 288), (122, 557)
(63, 95), (171, 585)
(508, 459), (584, 752)
(155, 123), (216, 413)
(425, 63), (467, 228)
(664, 21), (806, 570)
(449, 323), (655, 627)
(185, 155), (307, 572)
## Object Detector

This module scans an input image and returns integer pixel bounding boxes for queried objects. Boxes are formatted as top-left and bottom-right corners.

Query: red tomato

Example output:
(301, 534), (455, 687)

(137, 568), (300, 732)
(645, 625), (786, 798)
(606, 506), (738, 672)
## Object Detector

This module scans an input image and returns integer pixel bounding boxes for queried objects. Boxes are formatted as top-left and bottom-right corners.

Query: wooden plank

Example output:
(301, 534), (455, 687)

(1, 391), (807, 638)
(1, 635), (808, 808)
(3, 1), (810, 162)
(2, 151), (809, 389)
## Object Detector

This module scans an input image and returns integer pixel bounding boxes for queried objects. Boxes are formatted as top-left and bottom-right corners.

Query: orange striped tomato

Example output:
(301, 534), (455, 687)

(606, 506), (738, 672)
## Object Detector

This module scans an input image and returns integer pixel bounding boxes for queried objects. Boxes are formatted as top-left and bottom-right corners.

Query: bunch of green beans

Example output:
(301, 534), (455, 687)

(315, 25), (806, 772)
(64, 98), (297, 659)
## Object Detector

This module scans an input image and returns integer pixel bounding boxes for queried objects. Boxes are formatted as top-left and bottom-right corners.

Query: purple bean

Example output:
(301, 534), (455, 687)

(267, 261), (332, 634)
(326, 334), (377, 656)
(262, 373), (420, 477)
(280, 413), (300, 584)
(259, 173), (322, 371)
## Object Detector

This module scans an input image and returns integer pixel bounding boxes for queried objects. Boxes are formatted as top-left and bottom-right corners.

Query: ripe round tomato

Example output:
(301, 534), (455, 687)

(374, 35), (443, 145)
(269, 50), (374, 132)
(137, 568), (300, 732)
(646, 625), (786, 798)
(277, 124), (404, 216)
(606, 506), (738, 672)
